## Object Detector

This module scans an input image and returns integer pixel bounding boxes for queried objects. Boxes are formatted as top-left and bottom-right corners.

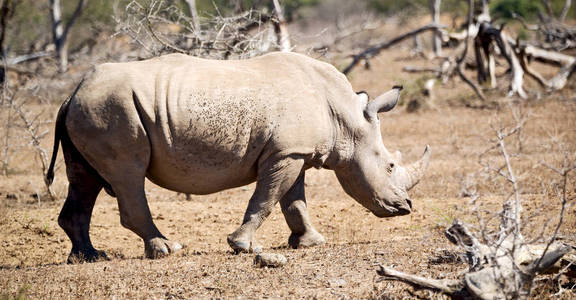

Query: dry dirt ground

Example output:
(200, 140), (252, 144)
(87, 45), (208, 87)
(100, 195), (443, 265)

(1, 50), (575, 298)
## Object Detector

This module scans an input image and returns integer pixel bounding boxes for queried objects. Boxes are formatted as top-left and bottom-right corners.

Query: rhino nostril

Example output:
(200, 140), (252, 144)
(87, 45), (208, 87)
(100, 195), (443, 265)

(406, 199), (413, 209)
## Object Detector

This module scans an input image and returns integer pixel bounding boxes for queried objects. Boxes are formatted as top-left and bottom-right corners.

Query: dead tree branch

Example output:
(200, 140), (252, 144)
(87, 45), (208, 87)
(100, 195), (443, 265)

(183, 0), (201, 32)
(559, 0), (572, 23)
(377, 265), (463, 294)
(13, 104), (56, 201)
(272, 0), (291, 52)
(430, 0), (442, 57)
(456, 0), (487, 101)
(541, 0), (556, 21)
(116, 0), (281, 59)
(352, 0), (576, 101)
(342, 23), (444, 75)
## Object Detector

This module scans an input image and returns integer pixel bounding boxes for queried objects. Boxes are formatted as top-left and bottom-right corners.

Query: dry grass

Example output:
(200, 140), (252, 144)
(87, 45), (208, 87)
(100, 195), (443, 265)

(1, 28), (575, 299)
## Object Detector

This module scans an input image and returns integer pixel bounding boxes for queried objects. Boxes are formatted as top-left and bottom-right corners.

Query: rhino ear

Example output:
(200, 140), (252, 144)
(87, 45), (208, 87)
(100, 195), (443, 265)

(356, 91), (369, 107)
(364, 86), (402, 119)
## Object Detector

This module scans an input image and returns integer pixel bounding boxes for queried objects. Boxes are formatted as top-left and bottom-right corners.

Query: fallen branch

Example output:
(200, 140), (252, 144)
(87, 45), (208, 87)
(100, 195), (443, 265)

(5, 52), (52, 66)
(377, 265), (463, 294)
(342, 23), (444, 75)
(402, 65), (441, 75)
(517, 43), (576, 90)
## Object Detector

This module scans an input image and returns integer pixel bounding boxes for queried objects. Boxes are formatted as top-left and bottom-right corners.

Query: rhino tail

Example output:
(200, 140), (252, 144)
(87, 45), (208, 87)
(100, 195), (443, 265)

(45, 97), (72, 186)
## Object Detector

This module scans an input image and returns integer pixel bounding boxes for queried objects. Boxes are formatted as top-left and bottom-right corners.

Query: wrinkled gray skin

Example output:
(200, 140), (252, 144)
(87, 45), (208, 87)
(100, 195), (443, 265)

(46, 52), (430, 262)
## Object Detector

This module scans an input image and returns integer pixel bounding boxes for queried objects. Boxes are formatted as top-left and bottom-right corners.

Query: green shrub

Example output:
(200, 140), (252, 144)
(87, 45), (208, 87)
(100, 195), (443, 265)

(490, 0), (542, 21)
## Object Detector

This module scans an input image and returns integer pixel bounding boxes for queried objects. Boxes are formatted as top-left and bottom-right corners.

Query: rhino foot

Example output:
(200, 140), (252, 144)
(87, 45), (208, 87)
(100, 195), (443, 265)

(226, 235), (262, 254)
(288, 230), (325, 249)
(67, 248), (109, 264)
(145, 237), (182, 259)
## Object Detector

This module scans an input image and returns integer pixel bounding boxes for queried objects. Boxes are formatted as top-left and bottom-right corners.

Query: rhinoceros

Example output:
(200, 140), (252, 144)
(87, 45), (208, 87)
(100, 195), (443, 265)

(46, 52), (430, 262)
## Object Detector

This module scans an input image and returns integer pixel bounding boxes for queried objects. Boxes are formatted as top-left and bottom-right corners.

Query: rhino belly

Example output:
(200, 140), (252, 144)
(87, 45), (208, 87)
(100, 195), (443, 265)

(142, 113), (266, 195)
(145, 159), (258, 195)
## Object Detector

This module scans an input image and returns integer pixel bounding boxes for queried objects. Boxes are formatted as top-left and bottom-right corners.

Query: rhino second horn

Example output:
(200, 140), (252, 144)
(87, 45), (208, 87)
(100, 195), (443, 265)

(404, 145), (431, 191)
(365, 85), (403, 117)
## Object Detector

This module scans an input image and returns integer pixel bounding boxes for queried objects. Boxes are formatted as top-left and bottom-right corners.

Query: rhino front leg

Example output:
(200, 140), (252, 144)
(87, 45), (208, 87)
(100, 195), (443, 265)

(227, 156), (305, 253)
(280, 173), (325, 248)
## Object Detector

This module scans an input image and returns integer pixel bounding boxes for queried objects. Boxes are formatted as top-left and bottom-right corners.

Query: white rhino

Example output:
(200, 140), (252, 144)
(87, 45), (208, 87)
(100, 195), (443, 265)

(46, 52), (430, 262)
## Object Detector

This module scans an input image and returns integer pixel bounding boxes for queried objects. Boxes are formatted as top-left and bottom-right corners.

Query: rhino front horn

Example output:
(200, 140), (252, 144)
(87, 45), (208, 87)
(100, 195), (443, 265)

(404, 145), (431, 191)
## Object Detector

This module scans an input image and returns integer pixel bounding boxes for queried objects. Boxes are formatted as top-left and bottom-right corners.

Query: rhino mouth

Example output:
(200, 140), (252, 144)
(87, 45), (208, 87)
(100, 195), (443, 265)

(371, 201), (412, 218)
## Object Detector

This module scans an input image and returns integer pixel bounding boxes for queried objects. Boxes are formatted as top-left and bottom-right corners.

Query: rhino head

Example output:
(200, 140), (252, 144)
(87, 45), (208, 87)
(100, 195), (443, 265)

(332, 86), (430, 218)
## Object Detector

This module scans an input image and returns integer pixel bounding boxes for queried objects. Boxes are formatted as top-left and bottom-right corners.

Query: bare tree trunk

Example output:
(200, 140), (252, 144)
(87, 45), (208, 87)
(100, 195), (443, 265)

(541, 0), (556, 20)
(479, 0), (491, 21)
(272, 0), (291, 52)
(559, 0), (572, 22)
(485, 45), (497, 88)
(474, 37), (487, 84)
(499, 31), (527, 98)
(412, 35), (423, 56)
(0, 0), (13, 88)
(430, 0), (442, 57)
(456, 0), (487, 101)
(183, 0), (200, 32)
(0, 0), (13, 57)
(50, 0), (85, 73)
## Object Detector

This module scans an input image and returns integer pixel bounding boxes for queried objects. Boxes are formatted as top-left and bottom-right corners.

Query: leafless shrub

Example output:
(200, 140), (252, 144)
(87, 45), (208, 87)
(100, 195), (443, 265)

(376, 104), (575, 299)
(0, 57), (56, 201)
(114, 0), (285, 60)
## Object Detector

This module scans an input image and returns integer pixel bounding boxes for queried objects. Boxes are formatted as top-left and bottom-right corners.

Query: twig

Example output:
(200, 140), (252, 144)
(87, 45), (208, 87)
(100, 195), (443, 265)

(533, 153), (575, 271)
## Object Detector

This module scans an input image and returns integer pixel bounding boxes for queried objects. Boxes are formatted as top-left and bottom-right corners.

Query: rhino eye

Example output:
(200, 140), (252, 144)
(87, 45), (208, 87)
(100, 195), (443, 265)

(387, 163), (395, 174)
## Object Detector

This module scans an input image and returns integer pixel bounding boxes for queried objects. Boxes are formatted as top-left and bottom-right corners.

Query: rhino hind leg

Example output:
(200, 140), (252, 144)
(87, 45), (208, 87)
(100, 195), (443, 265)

(59, 138), (108, 264)
(107, 173), (182, 259)
(280, 173), (325, 249)
(227, 156), (305, 253)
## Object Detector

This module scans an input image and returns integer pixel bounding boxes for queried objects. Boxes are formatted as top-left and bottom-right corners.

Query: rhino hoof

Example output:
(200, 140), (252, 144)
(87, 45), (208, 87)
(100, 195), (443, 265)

(227, 236), (262, 254)
(288, 231), (326, 249)
(145, 237), (182, 259)
(67, 248), (109, 264)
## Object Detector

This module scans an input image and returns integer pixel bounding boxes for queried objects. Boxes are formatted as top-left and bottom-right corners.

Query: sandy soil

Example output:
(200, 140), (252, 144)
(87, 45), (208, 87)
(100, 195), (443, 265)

(1, 48), (575, 298)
